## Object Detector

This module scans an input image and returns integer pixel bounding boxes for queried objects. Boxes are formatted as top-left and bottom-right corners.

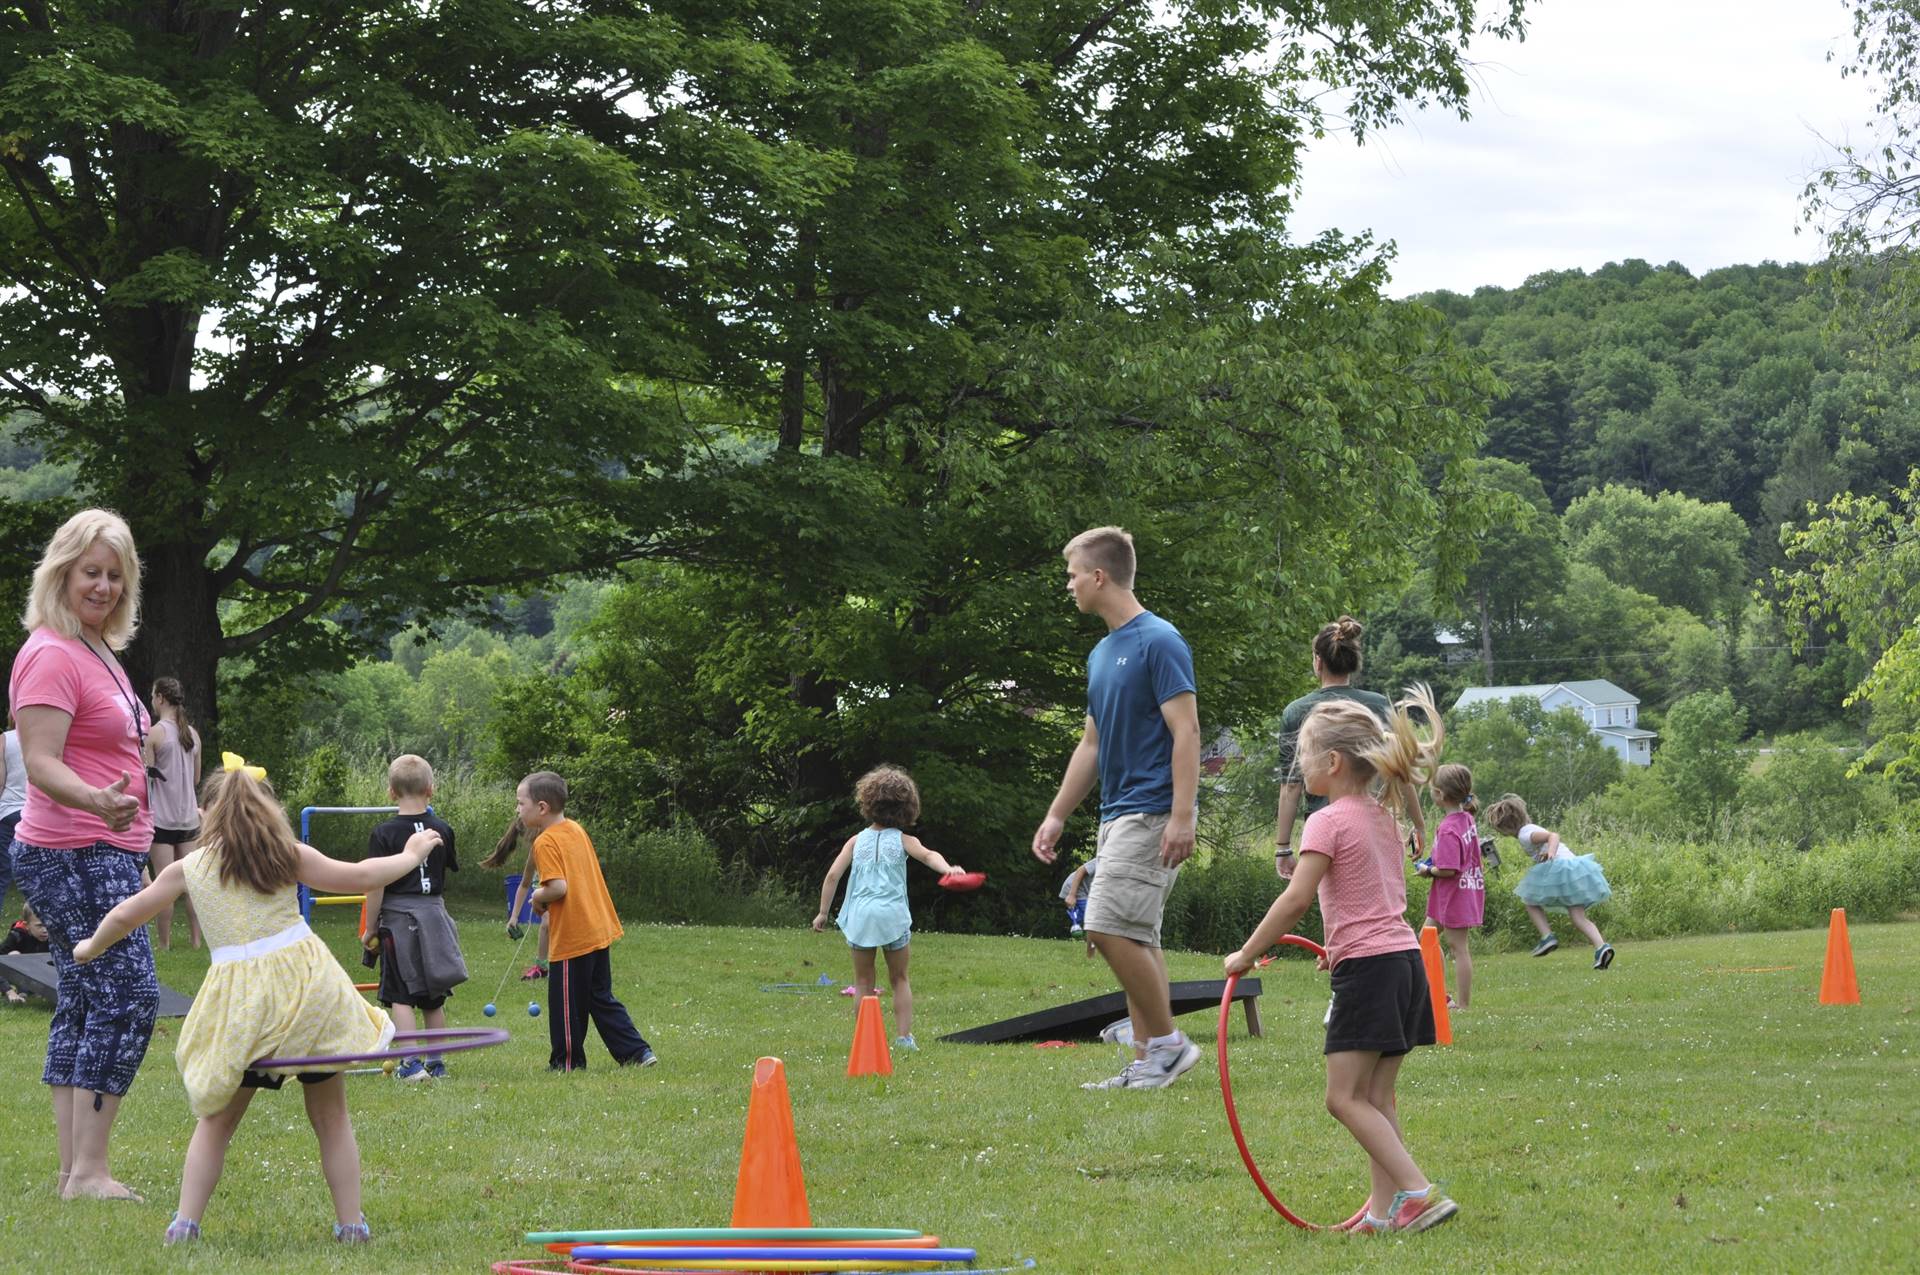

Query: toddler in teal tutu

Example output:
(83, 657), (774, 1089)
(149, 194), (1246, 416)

(1484, 796), (1615, 970)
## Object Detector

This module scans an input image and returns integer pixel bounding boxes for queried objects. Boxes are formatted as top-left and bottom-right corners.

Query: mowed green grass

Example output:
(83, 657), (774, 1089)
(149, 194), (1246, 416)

(0, 903), (1914, 1272)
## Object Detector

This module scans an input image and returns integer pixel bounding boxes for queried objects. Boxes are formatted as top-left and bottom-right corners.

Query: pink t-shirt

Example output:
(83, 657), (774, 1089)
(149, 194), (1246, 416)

(1301, 794), (1419, 969)
(8, 627), (152, 853)
(1424, 809), (1485, 929)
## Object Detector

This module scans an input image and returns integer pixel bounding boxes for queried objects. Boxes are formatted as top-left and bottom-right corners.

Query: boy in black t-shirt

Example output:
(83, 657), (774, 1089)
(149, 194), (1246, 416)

(361, 754), (469, 1079)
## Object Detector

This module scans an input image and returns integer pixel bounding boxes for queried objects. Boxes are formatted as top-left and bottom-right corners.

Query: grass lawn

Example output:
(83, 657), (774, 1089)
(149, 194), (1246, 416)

(0, 902), (1915, 1272)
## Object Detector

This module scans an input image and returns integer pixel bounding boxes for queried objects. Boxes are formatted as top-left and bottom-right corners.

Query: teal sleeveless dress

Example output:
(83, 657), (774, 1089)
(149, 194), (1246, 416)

(837, 827), (911, 948)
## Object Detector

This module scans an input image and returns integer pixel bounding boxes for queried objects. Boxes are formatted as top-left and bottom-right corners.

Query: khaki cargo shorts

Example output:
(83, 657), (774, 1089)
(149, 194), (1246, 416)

(1083, 812), (1180, 947)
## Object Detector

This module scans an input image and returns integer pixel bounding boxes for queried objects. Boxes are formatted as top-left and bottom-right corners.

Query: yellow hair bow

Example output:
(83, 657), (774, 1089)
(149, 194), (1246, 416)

(221, 752), (267, 782)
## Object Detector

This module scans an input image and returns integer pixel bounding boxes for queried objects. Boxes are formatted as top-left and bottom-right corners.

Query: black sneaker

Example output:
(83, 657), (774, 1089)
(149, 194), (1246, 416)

(1531, 935), (1559, 957)
(1593, 944), (1615, 970)
(620, 1047), (658, 1067)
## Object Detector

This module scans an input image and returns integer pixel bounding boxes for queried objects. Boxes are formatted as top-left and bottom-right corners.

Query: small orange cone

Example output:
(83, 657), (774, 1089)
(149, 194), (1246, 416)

(847, 994), (893, 1077)
(1819, 908), (1860, 1005)
(731, 1057), (811, 1227)
(1420, 924), (1453, 1046)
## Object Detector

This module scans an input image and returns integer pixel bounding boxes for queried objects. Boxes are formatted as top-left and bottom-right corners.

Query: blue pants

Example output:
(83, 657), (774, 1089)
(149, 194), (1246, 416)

(550, 945), (649, 1071)
(0, 811), (19, 910)
(10, 841), (157, 1096)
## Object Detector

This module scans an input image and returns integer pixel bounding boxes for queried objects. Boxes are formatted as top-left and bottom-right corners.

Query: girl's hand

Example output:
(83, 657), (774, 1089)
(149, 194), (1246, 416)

(1315, 953), (1330, 971)
(811, 912), (828, 932)
(404, 828), (442, 858)
(73, 935), (103, 964)
(1223, 948), (1255, 977)
(943, 863), (966, 877)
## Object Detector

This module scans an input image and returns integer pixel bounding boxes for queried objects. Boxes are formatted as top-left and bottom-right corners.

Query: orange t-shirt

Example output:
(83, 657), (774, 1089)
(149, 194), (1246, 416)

(531, 818), (623, 963)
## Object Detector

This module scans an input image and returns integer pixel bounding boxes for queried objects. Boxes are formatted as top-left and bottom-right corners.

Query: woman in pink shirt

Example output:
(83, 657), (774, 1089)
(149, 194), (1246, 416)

(1226, 686), (1457, 1235)
(8, 509), (156, 1202)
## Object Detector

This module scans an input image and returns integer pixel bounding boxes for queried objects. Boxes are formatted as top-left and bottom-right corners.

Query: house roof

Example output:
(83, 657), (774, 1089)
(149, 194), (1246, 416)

(1453, 679), (1640, 712)
(1554, 680), (1639, 706)
(1594, 725), (1658, 740)
(1453, 684), (1553, 711)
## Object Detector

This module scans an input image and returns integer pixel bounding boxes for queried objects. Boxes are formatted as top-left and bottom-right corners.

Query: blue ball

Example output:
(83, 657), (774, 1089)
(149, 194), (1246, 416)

(528, 1001), (541, 1018)
(483, 1003), (497, 1017)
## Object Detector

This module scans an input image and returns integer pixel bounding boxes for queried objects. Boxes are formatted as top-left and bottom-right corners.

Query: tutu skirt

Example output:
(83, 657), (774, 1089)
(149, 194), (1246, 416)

(1514, 854), (1611, 910)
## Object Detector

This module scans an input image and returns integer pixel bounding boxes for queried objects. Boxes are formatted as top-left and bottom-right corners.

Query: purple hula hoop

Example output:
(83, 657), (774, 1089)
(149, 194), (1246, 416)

(251, 1026), (509, 1070)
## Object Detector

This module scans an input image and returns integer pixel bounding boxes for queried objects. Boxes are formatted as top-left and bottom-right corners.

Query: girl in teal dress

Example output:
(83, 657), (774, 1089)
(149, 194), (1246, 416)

(812, 766), (965, 1050)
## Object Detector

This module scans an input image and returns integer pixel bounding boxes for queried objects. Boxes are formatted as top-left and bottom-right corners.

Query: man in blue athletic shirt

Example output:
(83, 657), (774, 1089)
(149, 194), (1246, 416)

(1032, 526), (1203, 1090)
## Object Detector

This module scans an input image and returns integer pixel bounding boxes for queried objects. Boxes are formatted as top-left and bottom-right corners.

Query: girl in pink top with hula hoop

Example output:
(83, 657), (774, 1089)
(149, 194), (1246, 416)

(1226, 685), (1457, 1235)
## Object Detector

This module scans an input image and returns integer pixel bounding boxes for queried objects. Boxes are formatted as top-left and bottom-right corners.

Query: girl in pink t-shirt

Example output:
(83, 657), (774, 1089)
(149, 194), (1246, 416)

(1417, 764), (1483, 1008)
(1226, 685), (1457, 1235)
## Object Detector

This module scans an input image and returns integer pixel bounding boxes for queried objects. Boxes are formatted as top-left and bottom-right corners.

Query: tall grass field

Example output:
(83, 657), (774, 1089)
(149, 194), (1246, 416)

(0, 901), (1914, 1272)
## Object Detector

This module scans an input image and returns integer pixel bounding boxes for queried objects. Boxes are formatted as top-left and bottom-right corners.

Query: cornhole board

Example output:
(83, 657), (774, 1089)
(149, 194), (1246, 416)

(0, 953), (194, 1018)
(938, 977), (1261, 1044)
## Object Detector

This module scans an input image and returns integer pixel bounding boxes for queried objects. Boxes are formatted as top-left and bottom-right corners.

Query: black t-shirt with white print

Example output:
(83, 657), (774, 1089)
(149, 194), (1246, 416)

(366, 812), (458, 897)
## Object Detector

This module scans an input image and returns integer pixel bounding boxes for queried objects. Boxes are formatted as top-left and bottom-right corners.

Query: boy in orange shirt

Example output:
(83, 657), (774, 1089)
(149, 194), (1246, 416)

(509, 771), (656, 1071)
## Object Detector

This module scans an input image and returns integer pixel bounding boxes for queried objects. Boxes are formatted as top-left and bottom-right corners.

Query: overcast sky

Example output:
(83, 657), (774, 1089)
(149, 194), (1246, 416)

(1290, 0), (1884, 296)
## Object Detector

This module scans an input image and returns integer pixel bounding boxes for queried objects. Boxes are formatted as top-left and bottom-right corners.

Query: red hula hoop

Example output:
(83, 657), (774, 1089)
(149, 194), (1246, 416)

(1217, 934), (1367, 1232)
(252, 1026), (508, 1070)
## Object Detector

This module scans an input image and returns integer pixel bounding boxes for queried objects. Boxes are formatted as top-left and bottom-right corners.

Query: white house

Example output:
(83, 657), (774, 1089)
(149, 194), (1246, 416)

(1453, 679), (1656, 767)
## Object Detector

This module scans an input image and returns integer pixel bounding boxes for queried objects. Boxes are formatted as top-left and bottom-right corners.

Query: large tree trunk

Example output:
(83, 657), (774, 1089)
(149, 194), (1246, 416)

(126, 539), (223, 760)
(1476, 583), (1495, 686)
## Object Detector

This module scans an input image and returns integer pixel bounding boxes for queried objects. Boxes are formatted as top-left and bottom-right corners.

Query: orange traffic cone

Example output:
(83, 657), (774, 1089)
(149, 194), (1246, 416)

(731, 1057), (811, 1227)
(1819, 908), (1860, 1005)
(1419, 924), (1453, 1046)
(847, 994), (893, 1077)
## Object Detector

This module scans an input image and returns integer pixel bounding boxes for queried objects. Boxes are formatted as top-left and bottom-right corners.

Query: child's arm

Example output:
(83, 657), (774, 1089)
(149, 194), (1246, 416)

(1528, 826), (1560, 861)
(361, 883), (384, 949)
(903, 835), (963, 877)
(296, 829), (440, 894)
(73, 860), (190, 962)
(1422, 822), (1461, 879)
(812, 837), (856, 931)
(1225, 851), (1333, 975)
(530, 874), (567, 914)
(1062, 862), (1089, 907)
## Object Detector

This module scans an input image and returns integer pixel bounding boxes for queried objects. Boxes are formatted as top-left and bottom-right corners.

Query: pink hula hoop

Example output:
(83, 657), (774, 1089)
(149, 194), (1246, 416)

(1218, 934), (1368, 1231)
(251, 1026), (508, 1070)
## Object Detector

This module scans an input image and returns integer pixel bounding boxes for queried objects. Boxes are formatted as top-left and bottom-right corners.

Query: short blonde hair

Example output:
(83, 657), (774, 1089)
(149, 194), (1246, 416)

(1062, 526), (1136, 589)
(23, 509), (142, 649)
(388, 753), (435, 799)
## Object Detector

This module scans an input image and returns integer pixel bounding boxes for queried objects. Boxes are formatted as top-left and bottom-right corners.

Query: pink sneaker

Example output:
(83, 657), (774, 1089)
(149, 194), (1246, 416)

(1388, 1187), (1458, 1232)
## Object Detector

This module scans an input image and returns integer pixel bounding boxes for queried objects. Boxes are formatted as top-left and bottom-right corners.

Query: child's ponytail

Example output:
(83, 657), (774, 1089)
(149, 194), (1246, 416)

(480, 817), (524, 870)
(1361, 684), (1443, 822)
(1462, 792), (1479, 816)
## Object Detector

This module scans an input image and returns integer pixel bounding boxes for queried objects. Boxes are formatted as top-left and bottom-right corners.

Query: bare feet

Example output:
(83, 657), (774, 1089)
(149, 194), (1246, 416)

(62, 1176), (143, 1202)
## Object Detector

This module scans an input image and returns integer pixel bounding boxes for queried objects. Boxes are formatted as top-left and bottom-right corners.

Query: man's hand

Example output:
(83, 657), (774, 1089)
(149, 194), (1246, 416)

(1031, 815), (1065, 864)
(1159, 813), (1196, 868)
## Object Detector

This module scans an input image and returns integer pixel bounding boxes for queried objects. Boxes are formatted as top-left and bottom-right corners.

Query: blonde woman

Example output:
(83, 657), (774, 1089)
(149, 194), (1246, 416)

(7, 508), (157, 1201)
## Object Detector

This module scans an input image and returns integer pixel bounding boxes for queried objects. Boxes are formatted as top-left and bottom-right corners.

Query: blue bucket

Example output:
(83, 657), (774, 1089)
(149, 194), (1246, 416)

(503, 874), (538, 924)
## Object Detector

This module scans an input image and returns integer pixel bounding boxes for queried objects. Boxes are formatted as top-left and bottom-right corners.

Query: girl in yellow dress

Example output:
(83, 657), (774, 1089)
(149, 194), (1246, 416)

(74, 757), (442, 1245)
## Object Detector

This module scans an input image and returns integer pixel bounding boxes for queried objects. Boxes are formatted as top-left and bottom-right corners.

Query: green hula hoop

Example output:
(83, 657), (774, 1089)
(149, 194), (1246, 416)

(526, 1228), (922, 1244)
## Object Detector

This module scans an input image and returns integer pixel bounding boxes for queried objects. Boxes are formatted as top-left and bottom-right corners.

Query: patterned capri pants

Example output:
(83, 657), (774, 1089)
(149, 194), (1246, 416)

(10, 841), (157, 1096)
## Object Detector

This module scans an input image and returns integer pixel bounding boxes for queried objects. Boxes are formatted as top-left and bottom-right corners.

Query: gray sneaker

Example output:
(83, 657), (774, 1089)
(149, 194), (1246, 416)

(1082, 1059), (1152, 1090)
(1142, 1038), (1203, 1087)
(1531, 934), (1559, 957)
(1098, 1018), (1134, 1049)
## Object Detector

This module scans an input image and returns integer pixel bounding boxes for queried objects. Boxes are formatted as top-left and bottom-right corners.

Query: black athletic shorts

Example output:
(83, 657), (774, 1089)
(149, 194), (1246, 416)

(241, 1068), (335, 1090)
(1324, 949), (1436, 1057)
